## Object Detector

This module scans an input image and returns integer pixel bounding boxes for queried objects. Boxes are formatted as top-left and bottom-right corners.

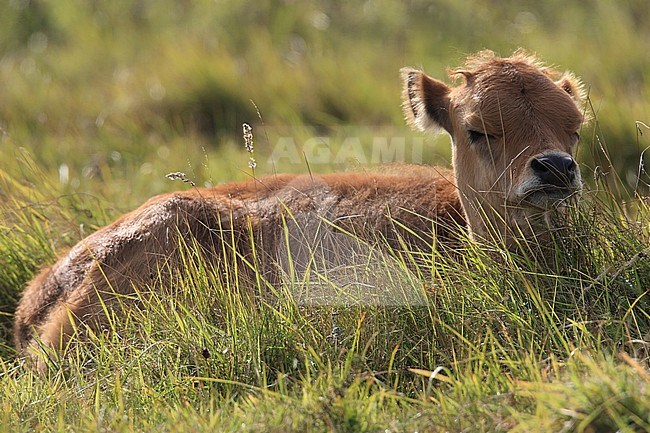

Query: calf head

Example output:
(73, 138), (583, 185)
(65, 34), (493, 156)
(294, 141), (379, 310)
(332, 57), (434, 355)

(402, 50), (587, 245)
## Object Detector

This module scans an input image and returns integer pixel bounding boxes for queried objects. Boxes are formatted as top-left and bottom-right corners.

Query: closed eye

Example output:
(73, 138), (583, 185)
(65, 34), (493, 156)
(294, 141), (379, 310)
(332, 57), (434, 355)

(468, 130), (496, 143)
(572, 132), (581, 144)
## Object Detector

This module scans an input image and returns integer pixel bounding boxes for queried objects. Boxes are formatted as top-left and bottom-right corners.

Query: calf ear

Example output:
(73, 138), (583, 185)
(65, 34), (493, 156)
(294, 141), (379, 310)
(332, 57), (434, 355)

(555, 72), (585, 104)
(401, 68), (452, 133)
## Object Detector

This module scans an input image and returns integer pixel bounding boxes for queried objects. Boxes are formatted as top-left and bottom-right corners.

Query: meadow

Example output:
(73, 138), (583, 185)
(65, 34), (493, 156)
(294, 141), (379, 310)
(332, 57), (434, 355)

(1, 1), (649, 431)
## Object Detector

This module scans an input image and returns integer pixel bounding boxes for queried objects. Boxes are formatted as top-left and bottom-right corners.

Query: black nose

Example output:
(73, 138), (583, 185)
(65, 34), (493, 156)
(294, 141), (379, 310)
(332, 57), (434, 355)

(530, 153), (577, 188)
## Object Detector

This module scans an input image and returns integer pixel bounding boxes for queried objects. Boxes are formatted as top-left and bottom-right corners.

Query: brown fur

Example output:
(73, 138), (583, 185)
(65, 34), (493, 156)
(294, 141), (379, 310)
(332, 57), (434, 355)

(13, 50), (587, 369)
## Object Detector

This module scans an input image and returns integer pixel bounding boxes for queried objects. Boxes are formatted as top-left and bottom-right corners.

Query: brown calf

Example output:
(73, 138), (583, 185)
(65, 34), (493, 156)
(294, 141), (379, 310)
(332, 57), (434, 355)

(13, 50), (586, 368)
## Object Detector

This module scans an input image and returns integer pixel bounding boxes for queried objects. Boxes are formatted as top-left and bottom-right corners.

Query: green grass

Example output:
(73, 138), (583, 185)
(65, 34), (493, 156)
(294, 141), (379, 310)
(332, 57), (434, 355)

(1, 1), (650, 432)
(2, 181), (650, 432)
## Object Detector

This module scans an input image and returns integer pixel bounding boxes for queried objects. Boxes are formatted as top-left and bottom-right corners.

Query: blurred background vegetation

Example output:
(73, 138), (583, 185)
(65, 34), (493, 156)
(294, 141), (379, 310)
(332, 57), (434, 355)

(0, 0), (649, 209)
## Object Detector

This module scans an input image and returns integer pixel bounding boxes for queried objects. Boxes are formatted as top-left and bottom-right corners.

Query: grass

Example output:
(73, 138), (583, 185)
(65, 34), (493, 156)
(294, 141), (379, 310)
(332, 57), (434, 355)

(1, 1), (650, 432)
(1, 144), (649, 432)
